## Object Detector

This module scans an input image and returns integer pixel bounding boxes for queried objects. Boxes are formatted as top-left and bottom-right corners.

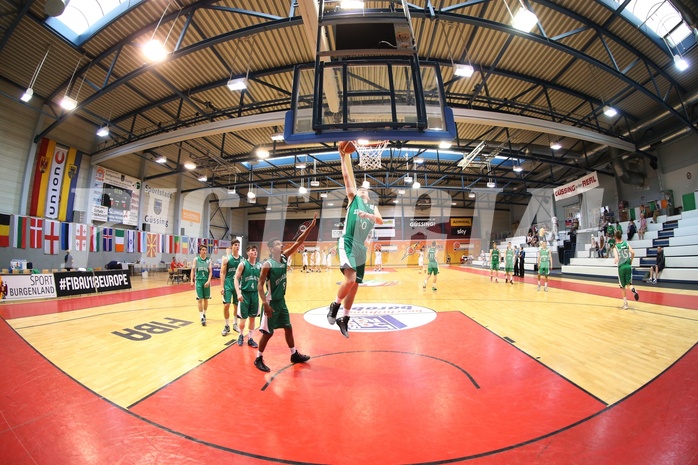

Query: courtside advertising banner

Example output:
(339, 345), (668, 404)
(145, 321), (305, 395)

(54, 270), (132, 297)
(1, 274), (57, 301)
(554, 171), (599, 202)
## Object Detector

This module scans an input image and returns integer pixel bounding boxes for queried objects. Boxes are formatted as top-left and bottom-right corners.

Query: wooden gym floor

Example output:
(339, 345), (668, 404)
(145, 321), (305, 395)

(1, 265), (697, 464)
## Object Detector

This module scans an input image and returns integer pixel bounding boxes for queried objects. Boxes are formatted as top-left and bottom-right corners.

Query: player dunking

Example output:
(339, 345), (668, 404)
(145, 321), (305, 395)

(327, 141), (384, 338)
(254, 213), (317, 372)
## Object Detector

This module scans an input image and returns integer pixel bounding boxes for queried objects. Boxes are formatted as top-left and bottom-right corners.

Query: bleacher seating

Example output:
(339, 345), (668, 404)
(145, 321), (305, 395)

(562, 209), (698, 284)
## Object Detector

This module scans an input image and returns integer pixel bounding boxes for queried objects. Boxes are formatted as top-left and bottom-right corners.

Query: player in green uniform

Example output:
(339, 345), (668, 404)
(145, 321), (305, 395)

(233, 244), (262, 347)
(190, 245), (212, 326)
(505, 242), (514, 284)
(327, 141), (384, 338)
(613, 230), (639, 309)
(537, 241), (550, 291)
(220, 241), (242, 336)
(490, 242), (500, 283)
(254, 213), (317, 372)
(423, 241), (439, 291)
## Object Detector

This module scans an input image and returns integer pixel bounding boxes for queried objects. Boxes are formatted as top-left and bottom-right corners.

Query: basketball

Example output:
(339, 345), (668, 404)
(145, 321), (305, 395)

(339, 141), (356, 156)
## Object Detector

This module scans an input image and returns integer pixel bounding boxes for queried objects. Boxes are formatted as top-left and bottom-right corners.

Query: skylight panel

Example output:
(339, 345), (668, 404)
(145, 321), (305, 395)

(615, 0), (691, 46)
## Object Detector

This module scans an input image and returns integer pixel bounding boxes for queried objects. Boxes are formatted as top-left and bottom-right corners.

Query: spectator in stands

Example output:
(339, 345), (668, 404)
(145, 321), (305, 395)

(531, 234), (539, 247)
(652, 202), (660, 223)
(526, 231), (533, 246)
(598, 235), (606, 258)
(170, 257), (177, 272)
(615, 221), (622, 237)
(639, 204), (646, 217)
(603, 208), (610, 222)
(638, 213), (647, 239)
(588, 237), (599, 258)
(64, 250), (74, 271)
(649, 246), (665, 284)
(627, 220), (637, 241)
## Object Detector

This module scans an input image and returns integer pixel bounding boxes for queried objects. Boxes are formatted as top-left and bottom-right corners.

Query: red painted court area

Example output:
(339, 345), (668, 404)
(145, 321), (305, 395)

(131, 314), (604, 464)
(1, 278), (697, 464)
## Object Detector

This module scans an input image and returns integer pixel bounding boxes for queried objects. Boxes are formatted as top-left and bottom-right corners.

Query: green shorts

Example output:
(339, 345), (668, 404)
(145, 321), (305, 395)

(238, 290), (259, 319)
(505, 265), (513, 273)
(259, 299), (291, 336)
(338, 237), (367, 283)
(195, 279), (211, 300)
(222, 280), (238, 305)
(538, 266), (549, 276)
(491, 261), (499, 271)
(427, 264), (439, 275)
(618, 264), (632, 287)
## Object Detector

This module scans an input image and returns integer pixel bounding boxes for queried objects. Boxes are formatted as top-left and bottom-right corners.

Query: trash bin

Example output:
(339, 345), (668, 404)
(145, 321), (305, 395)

(142, 270), (149, 279)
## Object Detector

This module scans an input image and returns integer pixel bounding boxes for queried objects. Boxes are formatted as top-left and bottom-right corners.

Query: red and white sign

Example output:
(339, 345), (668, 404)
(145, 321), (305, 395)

(29, 217), (43, 248)
(45, 146), (68, 219)
(43, 219), (60, 254)
(75, 224), (88, 252)
(554, 171), (600, 202)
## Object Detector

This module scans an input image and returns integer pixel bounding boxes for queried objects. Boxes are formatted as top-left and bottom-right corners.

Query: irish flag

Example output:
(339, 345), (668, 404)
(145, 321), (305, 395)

(115, 229), (125, 252)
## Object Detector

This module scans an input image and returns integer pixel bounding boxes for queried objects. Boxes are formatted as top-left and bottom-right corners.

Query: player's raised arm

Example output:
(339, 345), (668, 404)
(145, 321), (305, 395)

(283, 212), (318, 257)
(338, 141), (358, 201)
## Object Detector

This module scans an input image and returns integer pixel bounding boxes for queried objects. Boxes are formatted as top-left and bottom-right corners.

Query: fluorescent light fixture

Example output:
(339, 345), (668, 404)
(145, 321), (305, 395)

(412, 181), (421, 189)
(487, 181), (496, 188)
(513, 164), (523, 172)
(156, 156), (167, 164)
(295, 163), (306, 169)
(603, 105), (618, 117)
(299, 185), (307, 194)
(198, 175), (208, 182)
(362, 180), (370, 189)
(674, 55), (689, 71)
(320, 192), (328, 198)
(310, 180), (320, 187)
(227, 78), (247, 91)
(341, 1), (364, 9)
(550, 141), (562, 150)
(404, 176), (413, 184)
(328, 202), (334, 206)
(247, 190), (256, 199)
(271, 133), (284, 141)
(511, 7), (538, 32)
(184, 162), (196, 170)
(357, 139), (370, 145)
(60, 95), (77, 111)
(451, 202), (457, 206)
(414, 157), (424, 164)
(468, 191), (475, 198)
(439, 141), (453, 149)
(248, 197), (256, 204)
(266, 207), (272, 211)
(453, 63), (474, 77)
(393, 199), (399, 203)
(21, 88), (34, 102)
(143, 39), (168, 62)
(228, 188), (236, 195)
(397, 189), (406, 195)
(256, 148), (270, 159)
(96, 126), (109, 137)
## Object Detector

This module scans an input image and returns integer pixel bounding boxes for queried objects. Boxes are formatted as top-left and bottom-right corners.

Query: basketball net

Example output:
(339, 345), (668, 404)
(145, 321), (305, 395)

(355, 140), (388, 170)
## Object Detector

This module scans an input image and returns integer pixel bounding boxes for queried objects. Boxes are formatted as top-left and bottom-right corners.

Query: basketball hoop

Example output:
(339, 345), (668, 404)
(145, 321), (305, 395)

(355, 140), (388, 170)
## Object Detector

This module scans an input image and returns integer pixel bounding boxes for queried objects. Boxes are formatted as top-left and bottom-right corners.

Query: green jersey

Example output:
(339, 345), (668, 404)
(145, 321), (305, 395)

(427, 247), (438, 264)
(265, 255), (288, 301)
(539, 248), (550, 267)
(239, 259), (261, 292)
(491, 249), (500, 262)
(342, 195), (376, 248)
(505, 248), (514, 267)
(194, 256), (211, 281)
(225, 253), (242, 283)
(616, 240), (631, 267)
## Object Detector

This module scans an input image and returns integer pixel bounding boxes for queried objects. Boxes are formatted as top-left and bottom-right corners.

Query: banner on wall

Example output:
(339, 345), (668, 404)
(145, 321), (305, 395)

(143, 184), (173, 233)
(91, 166), (141, 225)
(53, 270), (131, 297)
(1, 274), (57, 301)
(554, 171), (599, 202)
(29, 139), (82, 221)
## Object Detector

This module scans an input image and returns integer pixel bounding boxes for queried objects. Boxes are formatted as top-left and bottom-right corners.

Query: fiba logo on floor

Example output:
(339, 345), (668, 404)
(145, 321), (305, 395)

(304, 303), (436, 333)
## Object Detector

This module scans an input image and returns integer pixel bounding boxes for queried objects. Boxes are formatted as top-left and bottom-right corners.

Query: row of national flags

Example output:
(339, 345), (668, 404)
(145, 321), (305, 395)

(0, 215), (224, 257)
